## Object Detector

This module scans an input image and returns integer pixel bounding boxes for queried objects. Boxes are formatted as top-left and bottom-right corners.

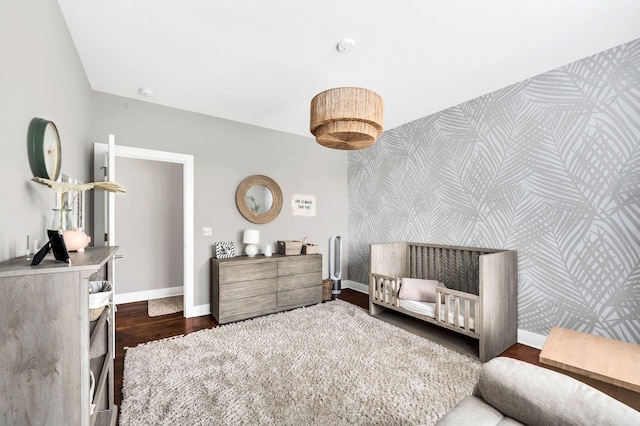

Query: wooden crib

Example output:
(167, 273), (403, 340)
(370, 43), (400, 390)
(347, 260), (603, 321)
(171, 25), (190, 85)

(370, 242), (517, 362)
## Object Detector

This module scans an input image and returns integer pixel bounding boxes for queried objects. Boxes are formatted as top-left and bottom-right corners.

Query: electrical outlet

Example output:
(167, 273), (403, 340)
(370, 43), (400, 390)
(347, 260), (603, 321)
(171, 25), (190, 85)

(202, 227), (212, 236)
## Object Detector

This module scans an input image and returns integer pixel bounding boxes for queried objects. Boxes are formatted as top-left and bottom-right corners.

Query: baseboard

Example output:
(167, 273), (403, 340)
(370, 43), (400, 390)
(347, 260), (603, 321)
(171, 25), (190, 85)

(342, 280), (368, 293)
(517, 329), (546, 350)
(114, 286), (183, 305)
(189, 303), (211, 318)
(342, 280), (548, 350)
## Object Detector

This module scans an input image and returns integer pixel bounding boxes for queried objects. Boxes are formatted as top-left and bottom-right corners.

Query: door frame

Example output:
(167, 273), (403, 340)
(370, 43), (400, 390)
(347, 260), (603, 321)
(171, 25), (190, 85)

(94, 143), (196, 318)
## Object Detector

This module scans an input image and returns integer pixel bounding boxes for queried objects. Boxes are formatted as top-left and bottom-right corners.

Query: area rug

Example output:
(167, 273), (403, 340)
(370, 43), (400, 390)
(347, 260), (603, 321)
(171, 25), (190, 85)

(121, 299), (481, 426)
(147, 295), (183, 317)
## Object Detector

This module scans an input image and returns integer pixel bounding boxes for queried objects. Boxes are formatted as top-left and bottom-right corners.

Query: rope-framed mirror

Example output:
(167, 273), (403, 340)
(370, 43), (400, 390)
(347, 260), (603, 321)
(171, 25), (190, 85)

(236, 175), (283, 224)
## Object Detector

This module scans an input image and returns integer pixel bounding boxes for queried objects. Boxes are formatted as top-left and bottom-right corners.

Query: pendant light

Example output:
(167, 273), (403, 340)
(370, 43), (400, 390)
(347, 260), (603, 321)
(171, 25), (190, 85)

(310, 39), (384, 150)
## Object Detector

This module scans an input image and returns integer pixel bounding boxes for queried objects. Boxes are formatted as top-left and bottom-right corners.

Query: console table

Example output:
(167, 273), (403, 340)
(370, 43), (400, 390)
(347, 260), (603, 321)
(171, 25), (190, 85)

(0, 246), (118, 425)
(539, 326), (640, 411)
(210, 254), (322, 324)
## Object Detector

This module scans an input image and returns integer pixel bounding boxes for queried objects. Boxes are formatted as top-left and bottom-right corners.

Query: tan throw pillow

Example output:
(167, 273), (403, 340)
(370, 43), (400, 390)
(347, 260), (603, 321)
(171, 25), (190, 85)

(399, 278), (442, 302)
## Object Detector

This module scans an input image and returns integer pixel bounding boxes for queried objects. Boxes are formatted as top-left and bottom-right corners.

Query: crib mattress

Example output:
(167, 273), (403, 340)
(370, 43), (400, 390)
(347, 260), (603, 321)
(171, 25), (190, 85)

(398, 298), (475, 331)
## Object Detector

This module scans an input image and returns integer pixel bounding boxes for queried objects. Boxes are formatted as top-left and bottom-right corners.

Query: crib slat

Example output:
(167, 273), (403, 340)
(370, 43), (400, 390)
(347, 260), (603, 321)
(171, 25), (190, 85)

(454, 296), (460, 328)
(465, 251), (472, 293)
(474, 298), (480, 333)
(464, 299), (470, 332)
(456, 249), (461, 291)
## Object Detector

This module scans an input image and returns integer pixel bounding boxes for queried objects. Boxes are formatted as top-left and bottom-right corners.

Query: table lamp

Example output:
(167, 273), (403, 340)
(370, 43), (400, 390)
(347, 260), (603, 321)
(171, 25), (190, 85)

(243, 229), (260, 257)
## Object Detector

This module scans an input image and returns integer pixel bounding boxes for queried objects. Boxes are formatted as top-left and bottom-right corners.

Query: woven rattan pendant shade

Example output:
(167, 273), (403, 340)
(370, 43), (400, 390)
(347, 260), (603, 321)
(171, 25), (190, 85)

(310, 87), (384, 150)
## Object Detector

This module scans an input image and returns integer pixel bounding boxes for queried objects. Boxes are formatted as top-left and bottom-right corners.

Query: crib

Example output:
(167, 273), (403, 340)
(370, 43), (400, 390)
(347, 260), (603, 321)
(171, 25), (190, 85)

(370, 242), (517, 362)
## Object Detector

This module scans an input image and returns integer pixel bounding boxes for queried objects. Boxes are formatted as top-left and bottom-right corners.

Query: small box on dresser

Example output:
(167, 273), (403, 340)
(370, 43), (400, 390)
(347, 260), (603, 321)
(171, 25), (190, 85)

(210, 253), (322, 324)
(277, 240), (303, 255)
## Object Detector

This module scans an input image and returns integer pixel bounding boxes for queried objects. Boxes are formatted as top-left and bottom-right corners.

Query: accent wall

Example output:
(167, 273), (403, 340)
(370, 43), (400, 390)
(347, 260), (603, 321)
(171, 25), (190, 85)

(348, 39), (640, 344)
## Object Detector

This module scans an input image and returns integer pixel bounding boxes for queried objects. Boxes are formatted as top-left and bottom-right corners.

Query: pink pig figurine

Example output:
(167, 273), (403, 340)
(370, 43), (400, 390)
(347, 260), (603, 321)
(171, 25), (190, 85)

(63, 227), (92, 252)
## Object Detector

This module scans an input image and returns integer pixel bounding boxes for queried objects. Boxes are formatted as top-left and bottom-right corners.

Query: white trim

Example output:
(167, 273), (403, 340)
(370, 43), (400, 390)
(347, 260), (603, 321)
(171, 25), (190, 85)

(517, 329), (546, 350)
(343, 279), (368, 294)
(190, 303), (211, 317)
(115, 286), (183, 305)
(94, 143), (196, 318)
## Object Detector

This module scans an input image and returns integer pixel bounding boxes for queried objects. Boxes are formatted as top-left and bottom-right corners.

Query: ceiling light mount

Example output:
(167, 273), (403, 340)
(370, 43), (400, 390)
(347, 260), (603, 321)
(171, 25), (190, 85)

(138, 88), (155, 98)
(310, 39), (384, 150)
(336, 38), (355, 54)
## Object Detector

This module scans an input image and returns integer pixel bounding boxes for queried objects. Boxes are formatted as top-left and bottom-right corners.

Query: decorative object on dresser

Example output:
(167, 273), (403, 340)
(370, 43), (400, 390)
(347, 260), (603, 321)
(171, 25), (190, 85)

(120, 300), (480, 425)
(213, 241), (235, 259)
(370, 242), (518, 362)
(301, 236), (318, 254)
(31, 229), (71, 265)
(0, 246), (119, 425)
(210, 253), (322, 324)
(277, 239), (303, 255)
(242, 228), (260, 257)
(236, 175), (283, 224)
(31, 176), (125, 250)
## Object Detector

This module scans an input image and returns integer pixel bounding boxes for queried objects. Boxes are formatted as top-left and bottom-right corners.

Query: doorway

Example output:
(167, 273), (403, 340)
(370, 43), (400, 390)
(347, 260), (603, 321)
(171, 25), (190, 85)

(93, 142), (195, 317)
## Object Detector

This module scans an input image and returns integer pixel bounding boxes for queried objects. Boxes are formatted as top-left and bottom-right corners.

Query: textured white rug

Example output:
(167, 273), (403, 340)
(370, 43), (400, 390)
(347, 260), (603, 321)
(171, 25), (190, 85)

(147, 295), (183, 317)
(121, 300), (481, 426)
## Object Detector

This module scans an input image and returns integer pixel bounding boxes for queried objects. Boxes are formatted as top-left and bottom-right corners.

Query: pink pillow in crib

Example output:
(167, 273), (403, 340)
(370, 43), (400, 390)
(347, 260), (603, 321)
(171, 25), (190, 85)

(399, 278), (442, 302)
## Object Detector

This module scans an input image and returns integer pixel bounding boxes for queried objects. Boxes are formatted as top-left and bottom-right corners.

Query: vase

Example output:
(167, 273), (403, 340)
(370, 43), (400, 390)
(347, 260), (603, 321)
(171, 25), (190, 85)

(51, 208), (73, 231)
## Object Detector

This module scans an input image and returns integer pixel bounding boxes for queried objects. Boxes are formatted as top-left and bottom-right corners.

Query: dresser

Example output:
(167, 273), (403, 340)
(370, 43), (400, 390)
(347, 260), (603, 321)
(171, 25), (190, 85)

(210, 254), (322, 324)
(0, 246), (118, 426)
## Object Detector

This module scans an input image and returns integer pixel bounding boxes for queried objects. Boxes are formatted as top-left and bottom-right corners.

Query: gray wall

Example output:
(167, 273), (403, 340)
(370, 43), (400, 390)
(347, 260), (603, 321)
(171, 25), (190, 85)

(1, 0), (347, 309)
(115, 157), (183, 294)
(88, 92), (348, 306)
(0, 0), (92, 261)
(348, 39), (640, 343)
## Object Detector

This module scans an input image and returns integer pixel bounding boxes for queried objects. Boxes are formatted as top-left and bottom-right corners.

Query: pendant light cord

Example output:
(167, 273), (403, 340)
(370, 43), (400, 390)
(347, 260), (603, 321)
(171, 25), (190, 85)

(344, 46), (349, 87)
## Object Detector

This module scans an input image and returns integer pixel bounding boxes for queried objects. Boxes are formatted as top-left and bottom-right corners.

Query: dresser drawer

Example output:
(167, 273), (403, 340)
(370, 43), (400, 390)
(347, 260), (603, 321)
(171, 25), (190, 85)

(278, 255), (321, 276)
(219, 293), (277, 324)
(278, 286), (322, 311)
(220, 278), (276, 302)
(219, 262), (277, 284)
(277, 271), (321, 292)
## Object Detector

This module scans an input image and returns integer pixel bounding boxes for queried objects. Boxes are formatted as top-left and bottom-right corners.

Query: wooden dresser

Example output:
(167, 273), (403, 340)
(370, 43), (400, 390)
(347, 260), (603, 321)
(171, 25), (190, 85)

(210, 254), (322, 324)
(0, 246), (118, 426)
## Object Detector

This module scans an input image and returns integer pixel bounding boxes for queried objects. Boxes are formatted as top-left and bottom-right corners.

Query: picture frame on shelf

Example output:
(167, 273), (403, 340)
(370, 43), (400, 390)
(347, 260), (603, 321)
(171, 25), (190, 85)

(214, 241), (236, 259)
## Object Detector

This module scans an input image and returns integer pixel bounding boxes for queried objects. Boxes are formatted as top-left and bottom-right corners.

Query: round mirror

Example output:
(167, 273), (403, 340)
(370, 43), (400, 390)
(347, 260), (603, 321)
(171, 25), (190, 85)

(236, 175), (282, 224)
(245, 184), (273, 214)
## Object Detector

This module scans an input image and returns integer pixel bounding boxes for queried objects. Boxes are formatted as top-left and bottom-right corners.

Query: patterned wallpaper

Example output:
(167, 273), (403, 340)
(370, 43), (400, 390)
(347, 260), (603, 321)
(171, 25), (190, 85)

(348, 39), (640, 343)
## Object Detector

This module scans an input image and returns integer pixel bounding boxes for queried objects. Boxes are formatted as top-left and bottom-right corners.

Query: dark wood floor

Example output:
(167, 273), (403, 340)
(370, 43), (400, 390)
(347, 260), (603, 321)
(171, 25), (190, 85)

(114, 289), (541, 408)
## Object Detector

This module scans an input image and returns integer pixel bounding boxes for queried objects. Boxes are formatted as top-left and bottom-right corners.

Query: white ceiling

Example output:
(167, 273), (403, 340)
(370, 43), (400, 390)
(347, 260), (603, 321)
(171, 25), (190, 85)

(57, 0), (640, 138)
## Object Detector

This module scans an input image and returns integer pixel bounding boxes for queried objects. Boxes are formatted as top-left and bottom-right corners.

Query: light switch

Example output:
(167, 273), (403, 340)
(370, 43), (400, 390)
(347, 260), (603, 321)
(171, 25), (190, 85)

(202, 227), (212, 236)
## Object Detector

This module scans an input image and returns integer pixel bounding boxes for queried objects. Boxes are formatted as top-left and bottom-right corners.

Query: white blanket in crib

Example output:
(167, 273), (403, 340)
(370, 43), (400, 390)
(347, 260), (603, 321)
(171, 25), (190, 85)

(398, 297), (475, 331)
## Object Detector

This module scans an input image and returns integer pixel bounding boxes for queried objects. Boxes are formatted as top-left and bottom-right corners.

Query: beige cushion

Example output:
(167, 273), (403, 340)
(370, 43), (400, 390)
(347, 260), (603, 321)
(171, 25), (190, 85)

(475, 357), (640, 426)
(435, 395), (524, 425)
(399, 278), (441, 302)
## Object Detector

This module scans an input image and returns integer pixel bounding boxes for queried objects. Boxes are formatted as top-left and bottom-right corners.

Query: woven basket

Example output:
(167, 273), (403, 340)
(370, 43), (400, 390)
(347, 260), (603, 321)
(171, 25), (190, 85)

(277, 240), (303, 255)
(302, 237), (318, 254)
(89, 306), (106, 321)
(322, 279), (333, 302)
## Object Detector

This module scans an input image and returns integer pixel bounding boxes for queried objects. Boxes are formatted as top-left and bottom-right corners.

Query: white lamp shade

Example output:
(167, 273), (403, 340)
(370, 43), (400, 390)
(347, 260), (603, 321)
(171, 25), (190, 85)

(243, 229), (260, 244)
